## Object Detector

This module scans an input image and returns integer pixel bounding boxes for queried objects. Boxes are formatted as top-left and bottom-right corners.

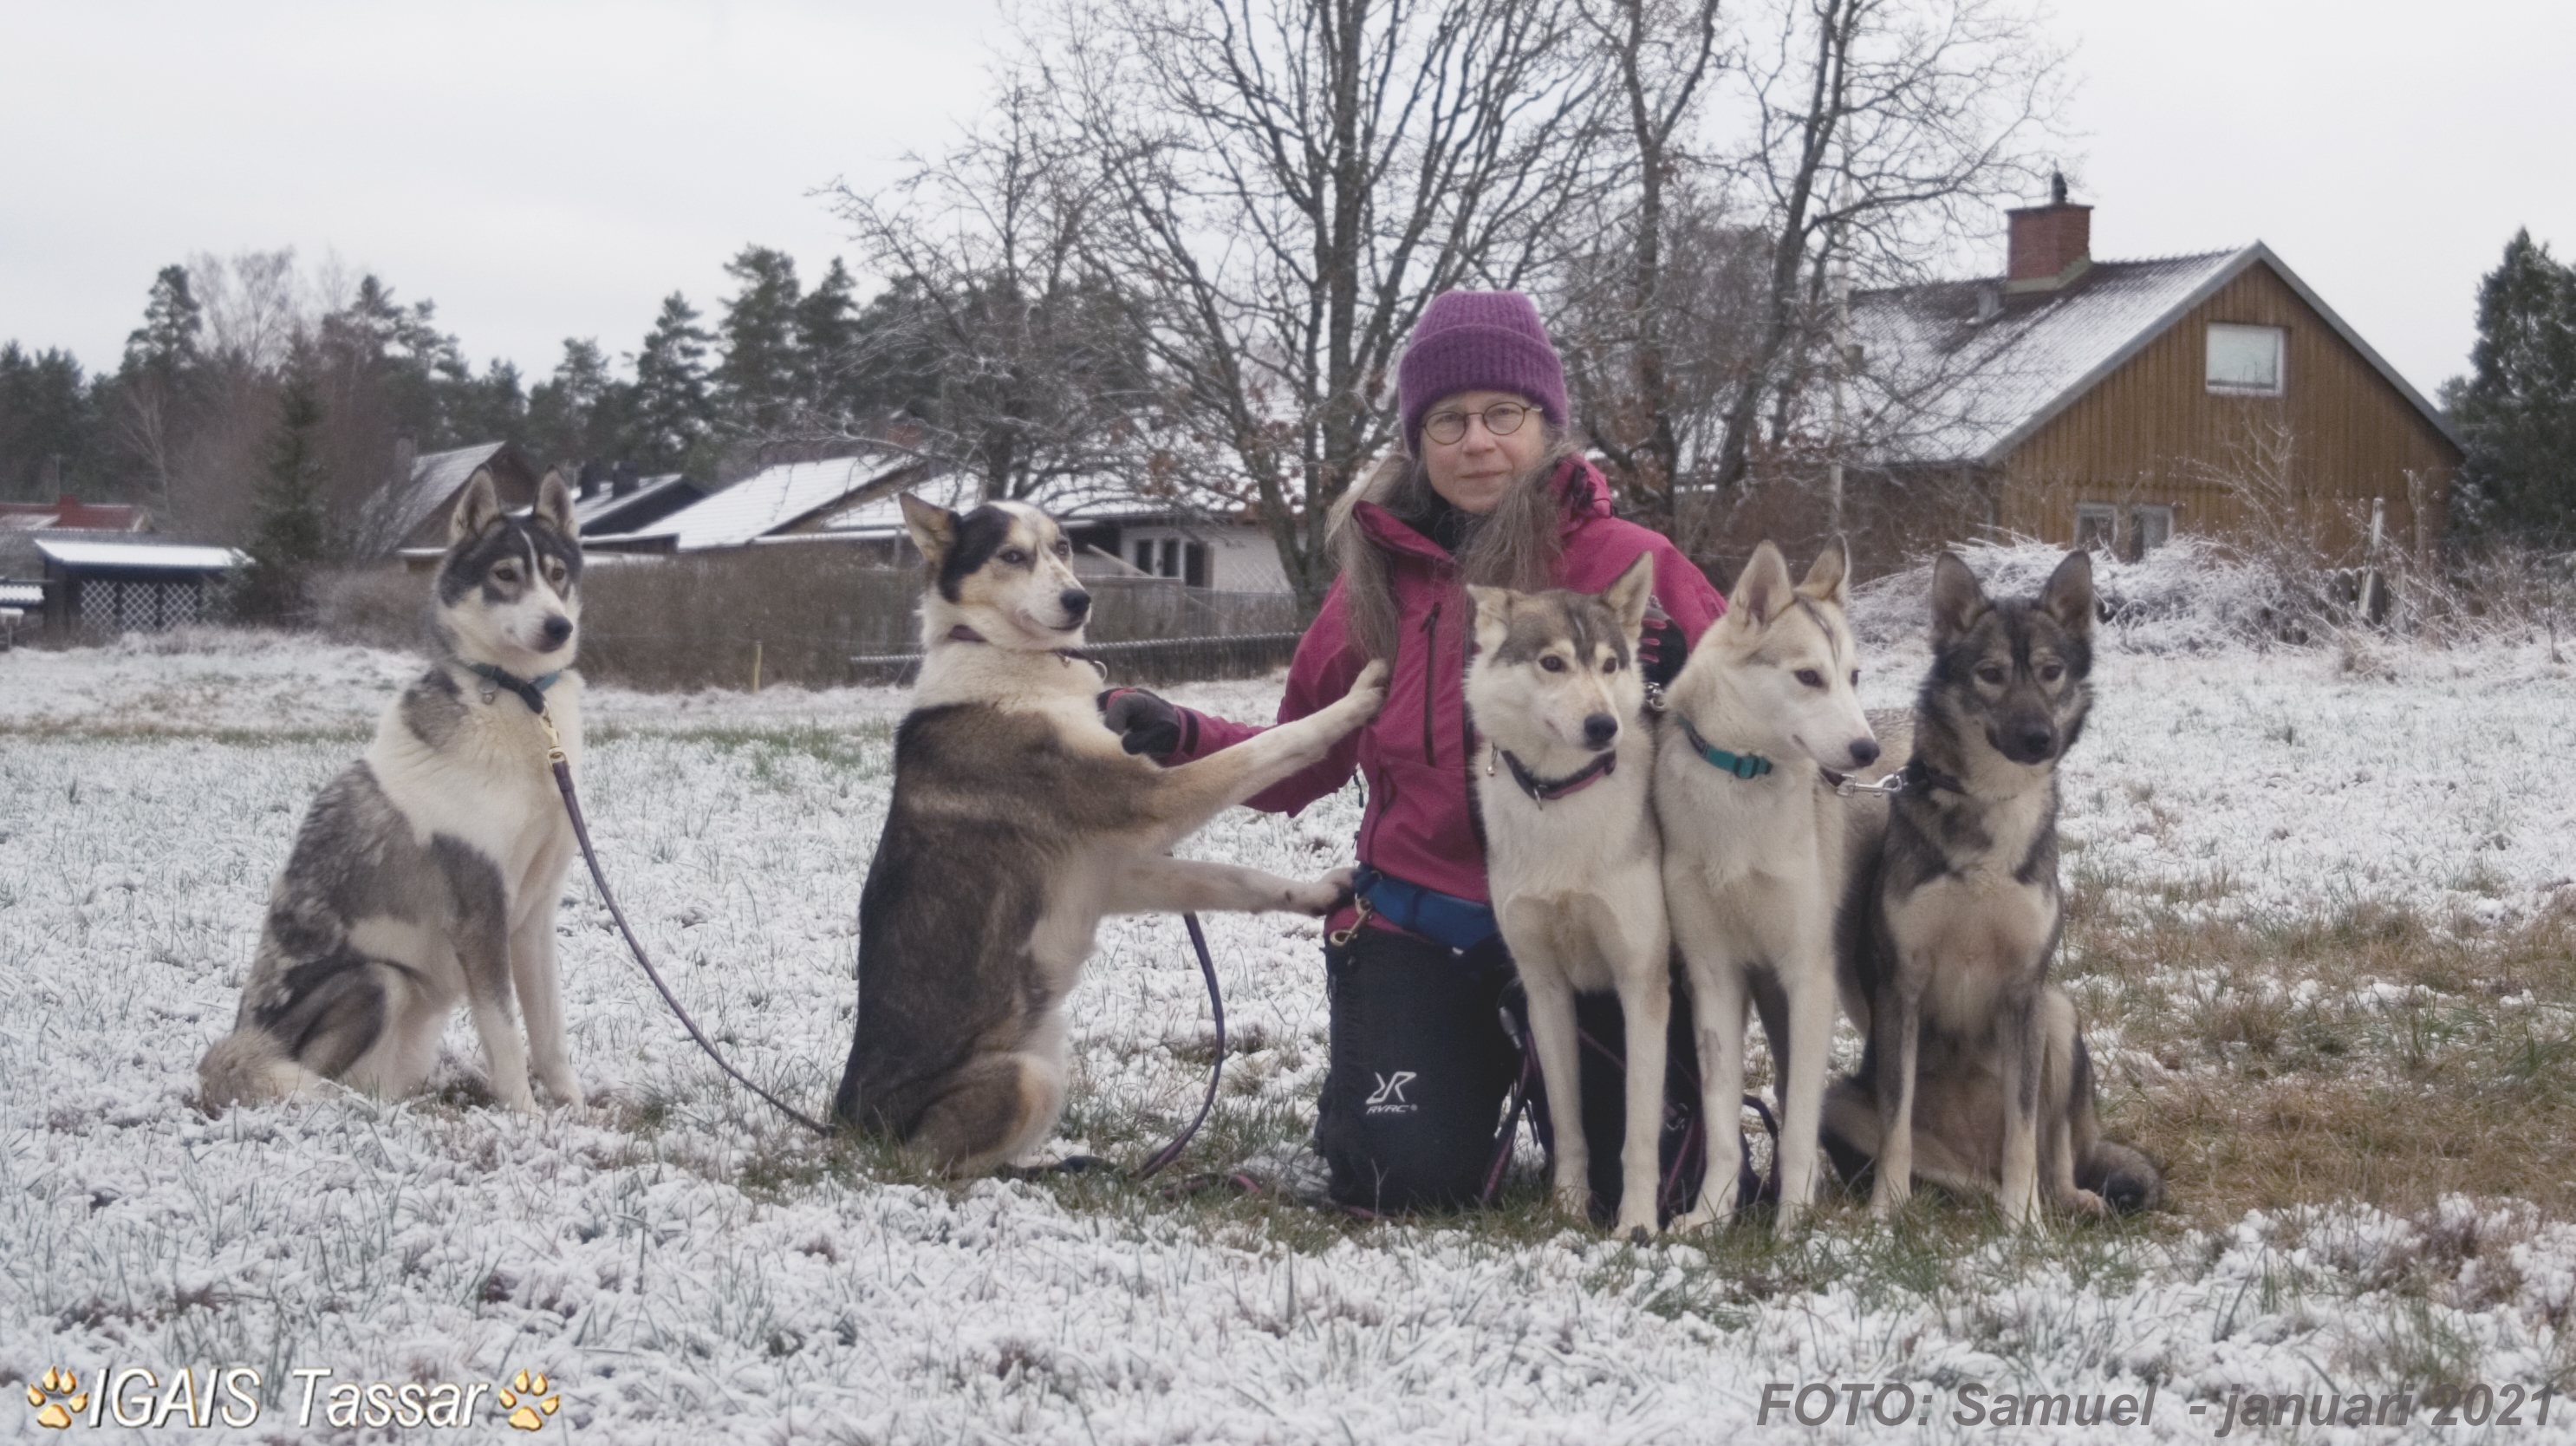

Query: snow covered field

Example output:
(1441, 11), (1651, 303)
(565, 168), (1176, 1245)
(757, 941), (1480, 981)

(8, 588), (2576, 1442)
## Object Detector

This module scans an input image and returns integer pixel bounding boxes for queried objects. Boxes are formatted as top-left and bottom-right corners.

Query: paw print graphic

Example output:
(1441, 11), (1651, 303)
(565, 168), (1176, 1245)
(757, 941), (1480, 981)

(497, 1369), (560, 1431)
(24, 1369), (86, 1430)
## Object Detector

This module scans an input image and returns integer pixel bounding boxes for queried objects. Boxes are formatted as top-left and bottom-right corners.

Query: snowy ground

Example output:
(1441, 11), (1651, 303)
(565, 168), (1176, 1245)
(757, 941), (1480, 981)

(8, 605), (2576, 1442)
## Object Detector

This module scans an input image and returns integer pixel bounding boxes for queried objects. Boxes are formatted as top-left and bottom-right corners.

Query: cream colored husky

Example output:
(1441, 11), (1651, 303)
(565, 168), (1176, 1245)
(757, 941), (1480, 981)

(1465, 556), (1669, 1235)
(1655, 540), (1882, 1233)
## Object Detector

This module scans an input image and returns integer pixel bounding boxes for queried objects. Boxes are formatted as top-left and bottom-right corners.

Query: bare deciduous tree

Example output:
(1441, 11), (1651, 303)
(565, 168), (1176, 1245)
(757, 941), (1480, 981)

(825, 86), (1150, 506)
(1028, 0), (1621, 610)
(1710, 0), (2069, 511)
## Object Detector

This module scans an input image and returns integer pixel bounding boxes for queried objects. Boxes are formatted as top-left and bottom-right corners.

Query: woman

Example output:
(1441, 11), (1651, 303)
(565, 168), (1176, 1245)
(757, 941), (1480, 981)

(1110, 290), (1724, 1214)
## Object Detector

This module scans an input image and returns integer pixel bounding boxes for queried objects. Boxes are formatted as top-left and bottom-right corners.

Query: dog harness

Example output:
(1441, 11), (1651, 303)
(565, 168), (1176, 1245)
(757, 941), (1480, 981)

(1492, 746), (1617, 804)
(1674, 714), (1773, 780)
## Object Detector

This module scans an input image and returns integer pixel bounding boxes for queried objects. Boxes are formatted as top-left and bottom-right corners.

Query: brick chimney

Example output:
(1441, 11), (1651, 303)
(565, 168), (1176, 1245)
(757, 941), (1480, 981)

(2006, 172), (2092, 293)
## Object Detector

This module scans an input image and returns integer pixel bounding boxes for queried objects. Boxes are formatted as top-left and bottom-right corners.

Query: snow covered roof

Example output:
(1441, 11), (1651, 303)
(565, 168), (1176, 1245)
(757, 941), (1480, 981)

(595, 453), (922, 552)
(36, 539), (246, 571)
(574, 472), (700, 535)
(365, 442), (517, 551)
(0, 581), (45, 607)
(1849, 244), (2457, 468)
(810, 471), (1256, 540)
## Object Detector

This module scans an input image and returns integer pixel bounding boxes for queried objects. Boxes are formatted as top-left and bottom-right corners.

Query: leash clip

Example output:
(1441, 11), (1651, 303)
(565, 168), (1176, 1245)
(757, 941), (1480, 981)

(1643, 681), (1669, 713)
(1832, 771), (1905, 799)
(535, 710), (569, 765)
(1328, 892), (1374, 948)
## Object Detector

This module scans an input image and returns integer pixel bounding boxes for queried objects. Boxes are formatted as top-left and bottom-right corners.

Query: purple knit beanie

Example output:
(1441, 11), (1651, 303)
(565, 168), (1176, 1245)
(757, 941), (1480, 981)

(1396, 290), (1568, 453)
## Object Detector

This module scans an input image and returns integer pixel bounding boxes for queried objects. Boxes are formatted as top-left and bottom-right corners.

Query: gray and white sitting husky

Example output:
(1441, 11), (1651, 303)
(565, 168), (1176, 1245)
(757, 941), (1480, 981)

(835, 494), (1387, 1174)
(199, 470), (588, 1115)
(1825, 550), (2161, 1221)
(1464, 556), (1669, 1236)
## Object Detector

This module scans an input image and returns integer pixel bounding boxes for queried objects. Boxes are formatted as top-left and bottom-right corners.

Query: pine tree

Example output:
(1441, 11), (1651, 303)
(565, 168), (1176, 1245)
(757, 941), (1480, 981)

(2449, 230), (2576, 544)
(122, 264), (204, 378)
(715, 246), (805, 443)
(0, 342), (99, 499)
(630, 293), (715, 474)
(242, 362), (329, 620)
(526, 337), (633, 472)
(798, 257), (862, 430)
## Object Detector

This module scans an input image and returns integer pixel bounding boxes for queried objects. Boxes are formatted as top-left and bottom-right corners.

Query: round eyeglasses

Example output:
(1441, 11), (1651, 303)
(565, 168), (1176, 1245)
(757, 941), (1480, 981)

(1421, 401), (1532, 446)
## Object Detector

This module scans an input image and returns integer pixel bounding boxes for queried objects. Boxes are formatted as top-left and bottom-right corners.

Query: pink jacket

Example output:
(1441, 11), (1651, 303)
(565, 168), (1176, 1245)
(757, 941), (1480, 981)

(1169, 458), (1724, 922)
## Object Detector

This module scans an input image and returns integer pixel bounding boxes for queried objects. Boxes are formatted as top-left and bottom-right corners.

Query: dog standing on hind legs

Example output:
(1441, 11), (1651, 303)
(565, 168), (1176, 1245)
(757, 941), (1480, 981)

(1464, 555), (1669, 1236)
(1829, 549), (2160, 1223)
(834, 493), (1387, 1176)
(198, 468), (588, 1115)
(1653, 539), (1881, 1234)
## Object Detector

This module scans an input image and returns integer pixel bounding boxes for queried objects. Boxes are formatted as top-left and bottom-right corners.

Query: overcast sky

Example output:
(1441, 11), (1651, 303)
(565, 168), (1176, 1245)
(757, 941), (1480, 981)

(3, 0), (2569, 407)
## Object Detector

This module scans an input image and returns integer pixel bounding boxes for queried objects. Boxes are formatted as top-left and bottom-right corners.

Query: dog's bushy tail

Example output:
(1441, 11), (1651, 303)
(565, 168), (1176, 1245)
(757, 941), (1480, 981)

(196, 1030), (320, 1113)
(2078, 1140), (2163, 1215)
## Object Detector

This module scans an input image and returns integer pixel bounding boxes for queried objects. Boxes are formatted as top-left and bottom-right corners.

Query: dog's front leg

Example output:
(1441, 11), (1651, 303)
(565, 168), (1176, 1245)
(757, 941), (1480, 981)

(458, 915), (537, 1116)
(1104, 855), (1351, 917)
(1998, 990), (2044, 1226)
(1610, 928), (1671, 1240)
(1138, 663), (1388, 850)
(1869, 967), (1924, 1218)
(1669, 899), (1747, 1234)
(508, 864), (582, 1108)
(1773, 941), (1839, 1233)
(1518, 966), (1592, 1221)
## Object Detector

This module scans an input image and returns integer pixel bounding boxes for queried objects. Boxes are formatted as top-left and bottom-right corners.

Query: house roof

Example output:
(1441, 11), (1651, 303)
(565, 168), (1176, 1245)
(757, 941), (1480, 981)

(0, 496), (148, 531)
(810, 472), (1253, 540)
(594, 452), (922, 551)
(0, 581), (45, 607)
(36, 539), (246, 571)
(365, 442), (520, 552)
(1850, 244), (2459, 469)
(574, 472), (699, 535)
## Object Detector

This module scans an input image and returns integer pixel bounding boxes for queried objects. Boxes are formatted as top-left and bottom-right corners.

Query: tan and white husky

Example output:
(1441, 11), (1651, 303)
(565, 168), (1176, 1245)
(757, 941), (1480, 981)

(834, 494), (1389, 1173)
(1654, 540), (1882, 1233)
(1464, 556), (1669, 1235)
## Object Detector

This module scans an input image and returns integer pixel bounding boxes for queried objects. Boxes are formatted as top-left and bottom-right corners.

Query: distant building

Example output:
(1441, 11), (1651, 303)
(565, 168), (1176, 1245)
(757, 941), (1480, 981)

(585, 450), (933, 555)
(1843, 186), (2459, 563)
(374, 440), (545, 561)
(805, 469), (1295, 593)
(0, 494), (244, 633)
(570, 461), (704, 538)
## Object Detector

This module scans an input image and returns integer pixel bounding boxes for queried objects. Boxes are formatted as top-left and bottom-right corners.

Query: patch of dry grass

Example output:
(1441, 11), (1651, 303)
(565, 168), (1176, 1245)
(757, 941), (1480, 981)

(2063, 873), (2576, 1228)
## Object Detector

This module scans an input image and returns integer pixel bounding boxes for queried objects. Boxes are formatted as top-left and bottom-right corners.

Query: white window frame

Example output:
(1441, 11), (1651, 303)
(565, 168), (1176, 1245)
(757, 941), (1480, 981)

(2074, 503), (2118, 554)
(2130, 504), (2174, 557)
(2206, 322), (2286, 395)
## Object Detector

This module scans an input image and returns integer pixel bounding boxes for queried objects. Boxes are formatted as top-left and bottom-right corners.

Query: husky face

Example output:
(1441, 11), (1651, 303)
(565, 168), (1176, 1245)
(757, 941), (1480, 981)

(1700, 539), (1879, 773)
(436, 469), (582, 670)
(1926, 549), (2094, 767)
(901, 494), (1092, 648)
(1467, 555), (1653, 760)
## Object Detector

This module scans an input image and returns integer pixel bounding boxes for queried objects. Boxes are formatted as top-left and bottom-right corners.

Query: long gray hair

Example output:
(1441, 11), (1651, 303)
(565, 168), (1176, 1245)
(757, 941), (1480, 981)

(1326, 427), (1580, 661)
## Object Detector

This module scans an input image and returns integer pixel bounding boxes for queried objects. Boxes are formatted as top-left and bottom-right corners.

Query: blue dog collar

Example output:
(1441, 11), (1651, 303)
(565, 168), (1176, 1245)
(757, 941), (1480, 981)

(1676, 714), (1773, 780)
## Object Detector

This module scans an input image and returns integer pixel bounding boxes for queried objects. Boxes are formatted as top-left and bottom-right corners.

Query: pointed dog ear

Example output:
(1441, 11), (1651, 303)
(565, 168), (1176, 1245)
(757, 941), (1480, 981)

(1466, 583), (1513, 652)
(1727, 541), (1794, 626)
(2040, 548), (2097, 638)
(1799, 535), (1851, 606)
(900, 492), (958, 566)
(533, 469), (579, 538)
(1929, 550), (1988, 648)
(449, 468), (503, 544)
(1599, 553), (1655, 638)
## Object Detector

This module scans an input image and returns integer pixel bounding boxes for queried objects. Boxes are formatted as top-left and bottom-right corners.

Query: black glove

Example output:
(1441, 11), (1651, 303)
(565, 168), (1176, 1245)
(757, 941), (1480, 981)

(1099, 687), (1187, 757)
(1637, 600), (1688, 690)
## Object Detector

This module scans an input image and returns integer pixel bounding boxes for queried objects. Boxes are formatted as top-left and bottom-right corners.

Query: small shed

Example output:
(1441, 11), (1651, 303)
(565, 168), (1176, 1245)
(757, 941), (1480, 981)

(36, 538), (247, 632)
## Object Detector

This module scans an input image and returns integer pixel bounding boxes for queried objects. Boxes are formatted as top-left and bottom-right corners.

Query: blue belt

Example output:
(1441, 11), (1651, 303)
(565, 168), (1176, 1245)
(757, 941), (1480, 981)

(1350, 865), (1499, 953)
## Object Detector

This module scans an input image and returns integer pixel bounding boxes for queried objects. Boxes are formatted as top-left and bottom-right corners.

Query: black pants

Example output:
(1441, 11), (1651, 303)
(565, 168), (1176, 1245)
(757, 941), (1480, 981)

(1316, 927), (1705, 1219)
